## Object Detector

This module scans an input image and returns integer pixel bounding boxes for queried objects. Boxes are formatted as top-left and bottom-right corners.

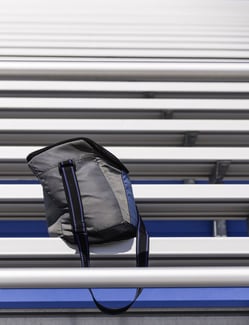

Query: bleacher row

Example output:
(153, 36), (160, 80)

(1, 0), (249, 324)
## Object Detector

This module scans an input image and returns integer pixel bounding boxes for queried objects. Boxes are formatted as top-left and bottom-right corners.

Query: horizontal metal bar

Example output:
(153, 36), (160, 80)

(0, 20), (248, 29)
(2, 40), (249, 50)
(1, 49), (249, 58)
(0, 0), (247, 33)
(0, 19), (248, 28)
(1, 34), (249, 42)
(0, 81), (248, 92)
(1, 119), (249, 132)
(134, 184), (249, 200)
(1, 184), (249, 200)
(109, 147), (249, 161)
(0, 10), (247, 24)
(0, 118), (194, 131)
(1, 146), (249, 161)
(1, 237), (249, 259)
(0, 61), (248, 81)
(1, 132), (248, 147)
(1, 105), (249, 123)
(2, 10), (245, 21)
(0, 236), (249, 267)
(2, 184), (249, 220)
(2, 201), (249, 220)
(2, 147), (249, 180)
(0, 98), (249, 110)
(0, 118), (168, 131)
(1, 29), (249, 37)
(1, 266), (249, 288)
(0, 28), (246, 35)
(1, 119), (249, 146)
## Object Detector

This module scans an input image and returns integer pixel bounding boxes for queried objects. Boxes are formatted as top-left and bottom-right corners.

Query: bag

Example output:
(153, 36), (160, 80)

(26, 137), (149, 313)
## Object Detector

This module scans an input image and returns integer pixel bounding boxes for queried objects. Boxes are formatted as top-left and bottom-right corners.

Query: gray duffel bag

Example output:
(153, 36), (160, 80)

(27, 137), (149, 314)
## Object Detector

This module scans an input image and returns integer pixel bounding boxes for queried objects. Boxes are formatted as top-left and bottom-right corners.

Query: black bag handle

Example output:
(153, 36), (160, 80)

(59, 159), (149, 314)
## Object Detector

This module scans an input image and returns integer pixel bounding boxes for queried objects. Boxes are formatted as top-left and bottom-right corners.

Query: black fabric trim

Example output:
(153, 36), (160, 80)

(88, 222), (137, 244)
(59, 160), (90, 267)
(82, 137), (129, 173)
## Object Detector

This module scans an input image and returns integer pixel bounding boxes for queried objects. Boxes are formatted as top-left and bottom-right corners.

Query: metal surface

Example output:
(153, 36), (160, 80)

(1, 98), (249, 110)
(2, 184), (249, 200)
(4, 134), (242, 147)
(1, 237), (249, 259)
(1, 80), (248, 91)
(2, 49), (249, 58)
(2, 119), (249, 145)
(1, 201), (249, 220)
(2, 147), (249, 180)
(1, 118), (249, 131)
(1, 266), (249, 288)
(0, 61), (249, 81)
(1, 146), (249, 161)
(1, 184), (249, 219)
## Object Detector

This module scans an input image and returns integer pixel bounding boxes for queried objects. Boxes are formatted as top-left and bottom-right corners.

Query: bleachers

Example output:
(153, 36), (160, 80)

(1, 0), (249, 324)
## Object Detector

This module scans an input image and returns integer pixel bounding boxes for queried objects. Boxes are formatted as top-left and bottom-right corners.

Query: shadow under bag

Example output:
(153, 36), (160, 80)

(27, 137), (149, 314)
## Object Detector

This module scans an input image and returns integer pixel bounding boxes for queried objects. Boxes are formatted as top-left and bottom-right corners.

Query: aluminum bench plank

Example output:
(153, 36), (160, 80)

(3, 237), (249, 258)
(1, 98), (249, 110)
(2, 118), (249, 131)
(1, 146), (248, 160)
(2, 34), (249, 42)
(2, 27), (249, 35)
(1, 0), (248, 32)
(2, 201), (249, 219)
(1, 48), (249, 59)
(0, 81), (249, 93)
(1, 119), (249, 146)
(3, 40), (249, 50)
(1, 146), (249, 180)
(1, 8), (248, 27)
(1, 184), (249, 200)
(1, 184), (249, 219)
(3, 98), (249, 119)
(1, 235), (249, 268)
(3, 50), (249, 59)
(2, 266), (249, 288)
(0, 61), (249, 82)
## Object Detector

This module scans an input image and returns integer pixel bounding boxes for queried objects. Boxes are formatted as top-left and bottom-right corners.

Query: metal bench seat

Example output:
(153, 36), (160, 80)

(0, 80), (249, 120)
(0, 61), (249, 81)
(1, 81), (248, 92)
(1, 184), (249, 220)
(2, 183), (249, 200)
(0, 146), (249, 180)
(1, 119), (249, 146)
(1, 237), (249, 267)
(1, 98), (249, 119)
(2, 266), (249, 288)
(1, 98), (249, 110)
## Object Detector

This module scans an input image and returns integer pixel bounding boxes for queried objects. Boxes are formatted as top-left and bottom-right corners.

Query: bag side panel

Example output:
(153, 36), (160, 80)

(76, 156), (125, 234)
(95, 157), (131, 224)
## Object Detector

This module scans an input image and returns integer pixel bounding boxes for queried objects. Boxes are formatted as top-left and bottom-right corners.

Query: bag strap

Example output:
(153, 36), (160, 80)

(59, 159), (149, 314)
